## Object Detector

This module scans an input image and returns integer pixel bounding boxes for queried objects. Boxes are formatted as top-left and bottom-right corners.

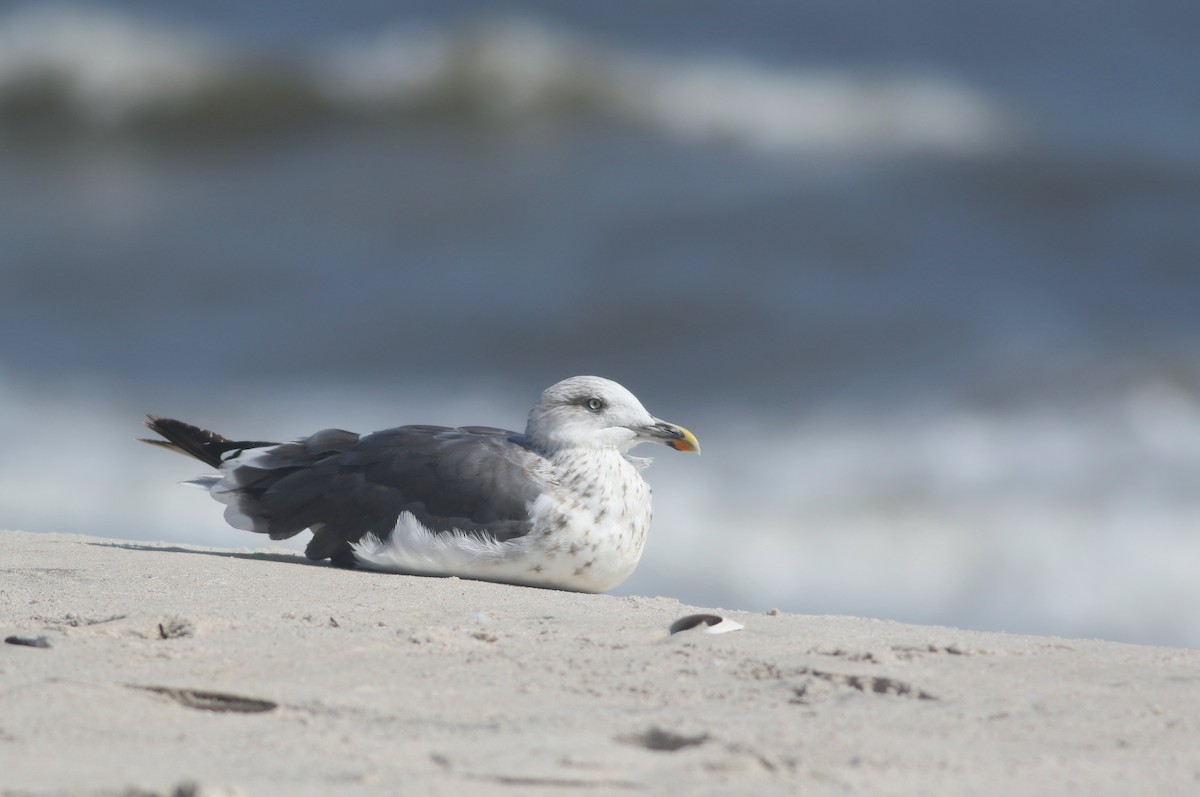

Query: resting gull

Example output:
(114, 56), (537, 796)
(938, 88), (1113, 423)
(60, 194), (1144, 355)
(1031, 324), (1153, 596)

(142, 376), (699, 592)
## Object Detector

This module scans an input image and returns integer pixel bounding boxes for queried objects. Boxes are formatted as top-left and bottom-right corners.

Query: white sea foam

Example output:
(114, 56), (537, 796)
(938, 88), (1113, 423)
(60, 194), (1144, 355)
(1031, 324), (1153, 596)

(0, 5), (1018, 155)
(623, 383), (1200, 647)
(0, 4), (224, 124)
(316, 17), (1017, 154)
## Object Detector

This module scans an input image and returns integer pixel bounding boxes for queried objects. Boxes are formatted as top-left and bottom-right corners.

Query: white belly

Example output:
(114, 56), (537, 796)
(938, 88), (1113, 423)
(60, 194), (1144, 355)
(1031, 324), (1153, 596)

(350, 453), (652, 593)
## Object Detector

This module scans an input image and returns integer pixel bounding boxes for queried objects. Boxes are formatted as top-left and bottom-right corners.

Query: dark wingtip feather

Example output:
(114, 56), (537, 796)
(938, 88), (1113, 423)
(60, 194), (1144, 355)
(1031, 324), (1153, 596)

(141, 416), (235, 468)
(138, 436), (182, 452)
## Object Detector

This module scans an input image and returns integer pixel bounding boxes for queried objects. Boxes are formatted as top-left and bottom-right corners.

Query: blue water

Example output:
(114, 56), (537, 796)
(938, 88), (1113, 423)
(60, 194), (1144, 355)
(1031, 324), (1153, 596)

(2, 1), (1199, 647)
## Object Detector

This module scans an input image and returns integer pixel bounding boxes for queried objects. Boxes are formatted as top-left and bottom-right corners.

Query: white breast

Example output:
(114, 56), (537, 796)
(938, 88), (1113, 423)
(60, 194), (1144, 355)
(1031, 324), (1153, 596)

(350, 449), (652, 593)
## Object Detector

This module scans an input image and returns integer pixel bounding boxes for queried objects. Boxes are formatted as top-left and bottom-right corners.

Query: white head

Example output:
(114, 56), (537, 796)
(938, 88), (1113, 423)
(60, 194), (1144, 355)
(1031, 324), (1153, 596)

(524, 376), (700, 455)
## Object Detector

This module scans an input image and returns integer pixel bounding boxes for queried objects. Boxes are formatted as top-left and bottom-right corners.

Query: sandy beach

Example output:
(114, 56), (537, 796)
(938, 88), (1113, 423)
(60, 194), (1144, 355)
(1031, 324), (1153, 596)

(2, 530), (1197, 796)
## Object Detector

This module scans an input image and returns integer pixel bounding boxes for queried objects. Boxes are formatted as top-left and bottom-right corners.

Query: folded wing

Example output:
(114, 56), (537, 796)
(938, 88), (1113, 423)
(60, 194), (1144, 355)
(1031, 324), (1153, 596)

(207, 425), (548, 562)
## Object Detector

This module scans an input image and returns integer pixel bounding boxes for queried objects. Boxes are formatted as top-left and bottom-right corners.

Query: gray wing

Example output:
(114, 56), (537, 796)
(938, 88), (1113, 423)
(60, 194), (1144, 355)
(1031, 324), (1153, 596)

(210, 425), (548, 561)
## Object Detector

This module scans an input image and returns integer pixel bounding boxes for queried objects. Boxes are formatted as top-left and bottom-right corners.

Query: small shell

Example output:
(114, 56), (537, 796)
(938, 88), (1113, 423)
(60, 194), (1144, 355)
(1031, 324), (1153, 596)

(668, 614), (745, 635)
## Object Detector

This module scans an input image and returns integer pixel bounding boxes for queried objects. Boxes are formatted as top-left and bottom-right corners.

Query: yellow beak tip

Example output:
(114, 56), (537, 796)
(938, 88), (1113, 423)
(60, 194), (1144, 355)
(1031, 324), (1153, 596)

(668, 429), (701, 454)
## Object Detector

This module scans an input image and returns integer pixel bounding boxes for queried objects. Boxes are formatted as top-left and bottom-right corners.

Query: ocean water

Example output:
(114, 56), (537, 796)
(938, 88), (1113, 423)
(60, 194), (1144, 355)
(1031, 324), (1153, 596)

(2, 1), (1199, 647)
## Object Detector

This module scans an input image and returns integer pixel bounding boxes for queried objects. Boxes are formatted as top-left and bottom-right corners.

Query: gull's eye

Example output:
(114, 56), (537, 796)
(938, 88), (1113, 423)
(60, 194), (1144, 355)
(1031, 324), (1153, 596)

(585, 397), (604, 412)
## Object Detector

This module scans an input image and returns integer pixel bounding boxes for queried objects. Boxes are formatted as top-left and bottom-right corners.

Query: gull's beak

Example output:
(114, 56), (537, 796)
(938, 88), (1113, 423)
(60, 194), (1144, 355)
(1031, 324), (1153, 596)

(635, 419), (701, 454)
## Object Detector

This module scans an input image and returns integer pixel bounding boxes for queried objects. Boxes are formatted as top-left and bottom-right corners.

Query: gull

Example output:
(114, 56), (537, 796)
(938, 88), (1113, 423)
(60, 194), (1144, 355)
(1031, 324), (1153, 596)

(143, 376), (699, 592)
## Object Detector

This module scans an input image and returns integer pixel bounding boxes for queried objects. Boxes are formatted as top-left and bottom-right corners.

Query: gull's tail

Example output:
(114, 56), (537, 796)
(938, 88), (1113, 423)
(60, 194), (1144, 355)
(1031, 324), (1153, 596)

(140, 416), (277, 469)
(141, 416), (362, 563)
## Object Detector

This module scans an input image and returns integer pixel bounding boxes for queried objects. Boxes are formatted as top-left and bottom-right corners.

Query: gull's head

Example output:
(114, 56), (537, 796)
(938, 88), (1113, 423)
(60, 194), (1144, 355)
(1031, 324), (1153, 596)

(525, 376), (700, 455)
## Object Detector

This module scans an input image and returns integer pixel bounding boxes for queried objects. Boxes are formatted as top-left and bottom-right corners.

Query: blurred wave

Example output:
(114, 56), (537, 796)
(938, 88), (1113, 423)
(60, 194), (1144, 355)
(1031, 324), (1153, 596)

(0, 4), (1017, 154)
